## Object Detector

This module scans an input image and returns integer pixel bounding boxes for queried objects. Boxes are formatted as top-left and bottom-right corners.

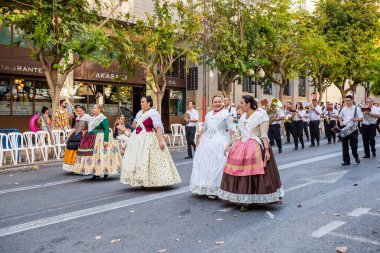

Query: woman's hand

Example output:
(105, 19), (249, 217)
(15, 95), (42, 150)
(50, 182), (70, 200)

(224, 145), (231, 156)
(159, 140), (165, 150)
(264, 150), (270, 161)
(124, 129), (132, 137)
(103, 142), (109, 148)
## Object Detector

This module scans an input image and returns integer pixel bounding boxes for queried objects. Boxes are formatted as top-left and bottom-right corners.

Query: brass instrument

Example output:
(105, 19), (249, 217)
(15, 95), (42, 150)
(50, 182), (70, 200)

(268, 97), (283, 124)
(285, 104), (295, 123)
(180, 113), (190, 126)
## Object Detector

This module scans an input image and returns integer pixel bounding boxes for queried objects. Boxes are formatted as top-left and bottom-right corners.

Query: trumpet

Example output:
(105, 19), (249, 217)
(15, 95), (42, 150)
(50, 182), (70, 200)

(268, 97), (283, 124)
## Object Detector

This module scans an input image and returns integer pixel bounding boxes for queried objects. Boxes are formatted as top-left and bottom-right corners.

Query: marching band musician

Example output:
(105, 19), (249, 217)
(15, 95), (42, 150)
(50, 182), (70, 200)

(284, 102), (294, 144)
(307, 99), (323, 147)
(224, 97), (238, 122)
(268, 102), (285, 153)
(302, 105), (310, 141)
(291, 102), (306, 150)
(322, 102), (338, 144)
(361, 98), (380, 158)
(338, 95), (363, 166)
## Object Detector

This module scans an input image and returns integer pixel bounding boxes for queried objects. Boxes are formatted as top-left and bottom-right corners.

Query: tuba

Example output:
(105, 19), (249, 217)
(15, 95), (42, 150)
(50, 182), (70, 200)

(268, 97), (283, 124)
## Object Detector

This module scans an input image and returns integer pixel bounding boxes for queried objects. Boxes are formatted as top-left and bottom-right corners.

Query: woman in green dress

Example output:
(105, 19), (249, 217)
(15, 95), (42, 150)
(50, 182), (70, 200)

(73, 104), (122, 180)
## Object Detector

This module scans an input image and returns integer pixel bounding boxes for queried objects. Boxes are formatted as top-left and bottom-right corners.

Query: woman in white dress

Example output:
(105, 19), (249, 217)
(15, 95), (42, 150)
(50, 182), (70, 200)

(190, 95), (235, 198)
(120, 96), (182, 187)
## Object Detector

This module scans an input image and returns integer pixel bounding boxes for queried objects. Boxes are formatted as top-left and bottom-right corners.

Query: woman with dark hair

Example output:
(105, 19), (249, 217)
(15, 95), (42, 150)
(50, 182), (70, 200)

(120, 96), (181, 187)
(73, 104), (122, 180)
(291, 102), (306, 150)
(38, 106), (52, 133)
(69, 105), (81, 129)
(218, 95), (284, 211)
(190, 95), (235, 198)
(63, 105), (91, 172)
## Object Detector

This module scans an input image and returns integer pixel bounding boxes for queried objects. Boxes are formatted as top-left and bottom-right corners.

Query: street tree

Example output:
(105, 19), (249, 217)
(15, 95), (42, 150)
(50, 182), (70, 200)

(0, 0), (122, 119)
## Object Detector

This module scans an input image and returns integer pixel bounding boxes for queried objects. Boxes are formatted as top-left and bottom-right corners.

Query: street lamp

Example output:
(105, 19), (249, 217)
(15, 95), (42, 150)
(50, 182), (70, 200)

(248, 68), (265, 98)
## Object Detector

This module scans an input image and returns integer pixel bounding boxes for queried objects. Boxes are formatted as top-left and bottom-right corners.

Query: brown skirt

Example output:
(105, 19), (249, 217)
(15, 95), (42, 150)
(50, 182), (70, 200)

(218, 148), (284, 204)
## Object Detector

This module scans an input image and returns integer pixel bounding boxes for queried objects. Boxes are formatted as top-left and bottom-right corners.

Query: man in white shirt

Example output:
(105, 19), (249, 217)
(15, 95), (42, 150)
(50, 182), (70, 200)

(361, 98), (380, 158)
(338, 95), (364, 166)
(323, 102), (339, 144)
(284, 102), (294, 143)
(307, 99), (323, 147)
(224, 97), (238, 122)
(268, 107), (285, 153)
(184, 101), (199, 159)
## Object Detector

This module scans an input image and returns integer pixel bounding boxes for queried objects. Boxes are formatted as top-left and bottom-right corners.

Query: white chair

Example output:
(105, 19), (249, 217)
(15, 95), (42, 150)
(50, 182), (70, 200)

(162, 127), (172, 146)
(171, 124), (184, 146)
(23, 131), (40, 163)
(52, 130), (66, 158)
(0, 133), (15, 166)
(36, 131), (57, 161)
(8, 132), (30, 165)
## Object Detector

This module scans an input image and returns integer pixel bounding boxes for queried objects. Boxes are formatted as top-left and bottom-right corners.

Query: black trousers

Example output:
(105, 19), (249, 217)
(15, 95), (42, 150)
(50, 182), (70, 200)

(291, 120), (304, 148)
(309, 120), (320, 145)
(325, 120), (337, 143)
(185, 126), (196, 157)
(342, 130), (359, 163)
(377, 119), (380, 134)
(268, 124), (282, 149)
(284, 122), (293, 142)
(361, 124), (377, 156)
(303, 121), (309, 140)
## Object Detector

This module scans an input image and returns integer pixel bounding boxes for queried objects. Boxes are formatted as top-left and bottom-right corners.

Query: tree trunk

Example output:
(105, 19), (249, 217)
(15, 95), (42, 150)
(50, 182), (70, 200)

(278, 85), (284, 101)
(156, 92), (163, 115)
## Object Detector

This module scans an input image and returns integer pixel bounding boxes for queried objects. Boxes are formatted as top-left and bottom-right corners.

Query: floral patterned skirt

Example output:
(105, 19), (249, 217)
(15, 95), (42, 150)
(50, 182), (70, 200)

(72, 133), (122, 176)
(120, 131), (181, 187)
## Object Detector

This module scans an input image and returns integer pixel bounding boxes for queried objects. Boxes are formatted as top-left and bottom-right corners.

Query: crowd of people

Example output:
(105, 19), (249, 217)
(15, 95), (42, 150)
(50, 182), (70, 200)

(35, 92), (379, 212)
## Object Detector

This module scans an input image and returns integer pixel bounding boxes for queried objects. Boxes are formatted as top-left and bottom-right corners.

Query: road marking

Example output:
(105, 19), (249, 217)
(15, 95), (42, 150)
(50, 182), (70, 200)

(311, 221), (346, 238)
(368, 212), (380, 217)
(218, 207), (234, 212)
(347, 208), (371, 217)
(175, 161), (193, 166)
(0, 186), (190, 238)
(286, 182), (314, 192)
(329, 232), (380, 246)
(0, 179), (82, 195)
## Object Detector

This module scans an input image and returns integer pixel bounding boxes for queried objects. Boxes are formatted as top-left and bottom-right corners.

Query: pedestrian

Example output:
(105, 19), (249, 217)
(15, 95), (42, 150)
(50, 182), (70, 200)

(224, 97), (238, 122)
(218, 95), (284, 212)
(268, 102), (285, 153)
(184, 101), (199, 159)
(63, 105), (91, 172)
(361, 98), (380, 158)
(113, 115), (133, 151)
(54, 99), (70, 130)
(38, 106), (52, 133)
(120, 96), (181, 187)
(338, 95), (363, 166)
(284, 102), (294, 143)
(69, 105), (80, 129)
(291, 102), (306, 150)
(73, 104), (122, 180)
(302, 104), (310, 141)
(307, 99), (322, 147)
(323, 102), (338, 144)
(190, 95), (235, 199)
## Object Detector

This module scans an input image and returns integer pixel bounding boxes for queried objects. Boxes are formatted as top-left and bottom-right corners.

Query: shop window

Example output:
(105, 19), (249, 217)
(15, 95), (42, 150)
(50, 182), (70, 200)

(242, 76), (252, 93)
(12, 79), (34, 115)
(87, 84), (120, 116)
(263, 83), (273, 95)
(35, 81), (52, 114)
(0, 79), (11, 115)
(298, 76), (306, 97)
(169, 90), (184, 117)
(0, 24), (11, 45)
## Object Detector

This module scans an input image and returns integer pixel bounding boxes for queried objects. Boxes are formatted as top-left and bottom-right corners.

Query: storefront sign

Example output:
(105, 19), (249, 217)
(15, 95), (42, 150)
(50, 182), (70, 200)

(0, 64), (43, 74)
(187, 67), (198, 90)
(95, 72), (128, 80)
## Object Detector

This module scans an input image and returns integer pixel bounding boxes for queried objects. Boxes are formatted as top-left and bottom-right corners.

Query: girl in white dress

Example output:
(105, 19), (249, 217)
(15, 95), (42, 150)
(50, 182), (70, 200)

(190, 95), (235, 198)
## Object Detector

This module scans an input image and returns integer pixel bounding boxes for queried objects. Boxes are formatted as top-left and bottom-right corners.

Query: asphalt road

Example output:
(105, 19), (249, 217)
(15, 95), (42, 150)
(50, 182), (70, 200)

(0, 136), (379, 253)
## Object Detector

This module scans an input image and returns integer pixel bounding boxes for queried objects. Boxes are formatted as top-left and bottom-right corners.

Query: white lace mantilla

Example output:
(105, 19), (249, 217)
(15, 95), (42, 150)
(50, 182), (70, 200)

(218, 187), (285, 204)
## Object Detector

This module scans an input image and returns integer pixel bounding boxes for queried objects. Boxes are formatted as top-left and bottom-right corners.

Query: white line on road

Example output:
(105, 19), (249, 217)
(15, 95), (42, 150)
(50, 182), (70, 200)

(368, 212), (380, 217)
(329, 232), (380, 246)
(0, 186), (190, 238)
(347, 208), (371, 217)
(311, 221), (346, 238)
(0, 179), (82, 195)
(218, 207), (235, 212)
(285, 182), (315, 192)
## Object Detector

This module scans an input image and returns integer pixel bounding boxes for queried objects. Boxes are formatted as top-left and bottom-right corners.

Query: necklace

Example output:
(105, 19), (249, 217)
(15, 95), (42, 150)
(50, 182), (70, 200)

(243, 110), (255, 126)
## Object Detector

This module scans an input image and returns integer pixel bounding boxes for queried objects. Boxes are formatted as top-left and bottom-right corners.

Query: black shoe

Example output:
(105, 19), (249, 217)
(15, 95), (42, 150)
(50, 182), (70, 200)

(286, 141), (290, 144)
(363, 155), (370, 158)
(104, 175), (108, 179)
(90, 175), (100, 181)
(302, 144), (304, 149)
(278, 148), (282, 153)
(341, 162), (350, 166)
(184, 156), (193, 159)
(333, 139), (336, 143)
(317, 142), (320, 146)
(309, 144), (315, 147)
(327, 142), (331, 144)
(372, 152), (376, 157)
(355, 158), (360, 164)
(294, 147), (298, 150)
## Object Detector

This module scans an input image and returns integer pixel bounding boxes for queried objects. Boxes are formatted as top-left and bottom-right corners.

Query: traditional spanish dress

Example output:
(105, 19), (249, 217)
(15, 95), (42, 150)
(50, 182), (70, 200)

(73, 113), (122, 176)
(120, 109), (181, 187)
(218, 109), (284, 204)
(63, 114), (91, 172)
(190, 110), (234, 195)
